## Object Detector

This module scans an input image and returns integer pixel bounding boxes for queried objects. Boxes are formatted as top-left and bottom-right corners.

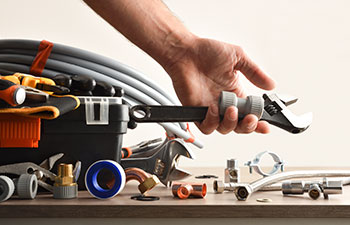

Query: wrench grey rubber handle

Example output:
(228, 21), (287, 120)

(219, 91), (264, 119)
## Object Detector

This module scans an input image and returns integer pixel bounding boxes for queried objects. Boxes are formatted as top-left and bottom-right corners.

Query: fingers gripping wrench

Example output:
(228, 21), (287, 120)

(129, 91), (312, 133)
(121, 139), (195, 186)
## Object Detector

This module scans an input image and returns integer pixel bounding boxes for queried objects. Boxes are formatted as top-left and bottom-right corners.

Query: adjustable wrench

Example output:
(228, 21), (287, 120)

(121, 138), (195, 186)
(129, 91), (312, 133)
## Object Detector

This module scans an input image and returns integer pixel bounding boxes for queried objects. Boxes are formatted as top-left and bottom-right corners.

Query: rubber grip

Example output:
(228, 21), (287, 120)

(219, 91), (264, 119)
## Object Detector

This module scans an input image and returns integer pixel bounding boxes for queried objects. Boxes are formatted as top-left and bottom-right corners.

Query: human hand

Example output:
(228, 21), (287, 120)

(164, 37), (275, 135)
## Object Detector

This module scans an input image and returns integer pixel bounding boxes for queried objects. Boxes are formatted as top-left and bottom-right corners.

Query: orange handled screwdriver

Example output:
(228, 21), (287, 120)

(0, 79), (26, 106)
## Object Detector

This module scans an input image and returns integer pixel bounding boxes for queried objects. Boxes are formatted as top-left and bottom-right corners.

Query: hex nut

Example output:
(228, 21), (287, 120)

(234, 185), (252, 201)
(138, 175), (160, 194)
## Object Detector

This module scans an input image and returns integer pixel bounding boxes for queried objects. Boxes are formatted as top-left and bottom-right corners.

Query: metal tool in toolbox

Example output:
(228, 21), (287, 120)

(122, 139), (195, 186)
(129, 91), (313, 134)
(0, 153), (80, 192)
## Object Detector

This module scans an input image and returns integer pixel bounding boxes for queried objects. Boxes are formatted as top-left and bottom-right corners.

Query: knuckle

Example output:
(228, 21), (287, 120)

(234, 45), (244, 55)
(217, 129), (231, 135)
(199, 122), (217, 135)
(200, 128), (214, 135)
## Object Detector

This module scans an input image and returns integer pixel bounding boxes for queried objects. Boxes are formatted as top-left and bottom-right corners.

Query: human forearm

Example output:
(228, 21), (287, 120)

(84, 0), (275, 135)
(84, 0), (195, 69)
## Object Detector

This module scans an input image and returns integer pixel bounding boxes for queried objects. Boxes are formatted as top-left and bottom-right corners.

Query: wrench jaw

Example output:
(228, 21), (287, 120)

(156, 139), (194, 186)
(262, 94), (313, 134)
(275, 94), (298, 106)
(39, 153), (64, 171)
(121, 138), (195, 186)
(167, 163), (191, 186)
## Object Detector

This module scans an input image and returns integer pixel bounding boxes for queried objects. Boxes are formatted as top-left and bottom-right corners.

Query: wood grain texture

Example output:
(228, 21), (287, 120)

(0, 167), (349, 218)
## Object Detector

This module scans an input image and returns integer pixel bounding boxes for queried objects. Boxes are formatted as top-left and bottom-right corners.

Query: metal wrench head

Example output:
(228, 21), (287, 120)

(121, 138), (195, 186)
(153, 138), (195, 185)
(275, 94), (298, 106)
(39, 153), (64, 170)
(261, 93), (313, 133)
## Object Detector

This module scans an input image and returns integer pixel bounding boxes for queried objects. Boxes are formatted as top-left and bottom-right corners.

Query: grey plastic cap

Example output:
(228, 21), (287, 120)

(219, 91), (238, 116)
(246, 96), (264, 119)
(16, 174), (38, 199)
(0, 176), (15, 202)
(53, 185), (78, 199)
(219, 91), (264, 119)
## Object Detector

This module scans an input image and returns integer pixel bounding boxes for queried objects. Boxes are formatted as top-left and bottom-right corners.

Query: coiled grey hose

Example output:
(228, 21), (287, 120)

(0, 39), (185, 128)
(0, 39), (203, 148)
(0, 39), (177, 104)
(0, 53), (174, 106)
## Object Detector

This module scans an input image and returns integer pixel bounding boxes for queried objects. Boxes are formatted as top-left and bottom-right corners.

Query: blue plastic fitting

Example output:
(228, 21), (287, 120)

(85, 160), (126, 199)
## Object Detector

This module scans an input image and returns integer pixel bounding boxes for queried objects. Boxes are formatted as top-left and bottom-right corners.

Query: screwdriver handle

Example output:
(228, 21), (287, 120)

(0, 79), (26, 106)
(219, 91), (264, 119)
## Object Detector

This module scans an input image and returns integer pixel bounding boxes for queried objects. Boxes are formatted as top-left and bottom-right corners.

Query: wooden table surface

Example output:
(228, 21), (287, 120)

(0, 167), (349, 218)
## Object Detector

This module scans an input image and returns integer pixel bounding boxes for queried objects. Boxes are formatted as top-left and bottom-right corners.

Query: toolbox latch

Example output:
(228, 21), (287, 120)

(85, 97), (109, 125)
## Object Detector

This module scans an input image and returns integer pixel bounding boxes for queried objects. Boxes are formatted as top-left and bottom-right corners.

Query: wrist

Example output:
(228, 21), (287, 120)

(156, 31), (197, 74)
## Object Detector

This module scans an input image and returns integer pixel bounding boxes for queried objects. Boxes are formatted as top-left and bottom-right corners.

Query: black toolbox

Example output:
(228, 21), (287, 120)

(0, 96), (129, 189)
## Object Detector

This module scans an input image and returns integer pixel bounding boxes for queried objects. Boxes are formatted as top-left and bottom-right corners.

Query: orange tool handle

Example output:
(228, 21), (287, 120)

(0, 75), (21, 84)
(20, 75), (55, 88)
(0, 79), (26, 106)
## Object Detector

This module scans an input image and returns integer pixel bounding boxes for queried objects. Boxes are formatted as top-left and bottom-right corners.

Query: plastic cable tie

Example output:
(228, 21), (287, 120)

(30, 40), (53, 75)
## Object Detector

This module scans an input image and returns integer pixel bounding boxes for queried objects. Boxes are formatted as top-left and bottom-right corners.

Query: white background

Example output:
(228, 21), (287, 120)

(1, 0), (350, 168)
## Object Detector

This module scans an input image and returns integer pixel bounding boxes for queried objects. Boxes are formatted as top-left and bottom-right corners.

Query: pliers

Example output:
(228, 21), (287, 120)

(0, 153), (81, 192)
(0, 161), (56, 192)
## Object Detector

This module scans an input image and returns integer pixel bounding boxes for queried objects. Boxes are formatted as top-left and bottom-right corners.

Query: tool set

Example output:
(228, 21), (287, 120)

(0, 38), (346, 205)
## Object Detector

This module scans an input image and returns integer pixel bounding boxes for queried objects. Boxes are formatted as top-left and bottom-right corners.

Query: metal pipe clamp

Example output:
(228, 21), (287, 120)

(246, 151), (284, 177)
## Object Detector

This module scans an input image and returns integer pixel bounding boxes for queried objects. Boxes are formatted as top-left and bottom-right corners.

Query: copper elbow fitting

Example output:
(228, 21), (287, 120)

(124, 168), (159, 194)
(172, 182), (207, 199)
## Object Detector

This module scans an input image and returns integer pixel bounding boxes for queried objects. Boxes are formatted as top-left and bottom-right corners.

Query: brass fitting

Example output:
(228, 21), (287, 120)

(53, 163), (78, 199)
(172, 182), (207, 199)
(125, 168), (160, 194)
(55, 164), (74, 186)
(138, 175), (159, 194)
